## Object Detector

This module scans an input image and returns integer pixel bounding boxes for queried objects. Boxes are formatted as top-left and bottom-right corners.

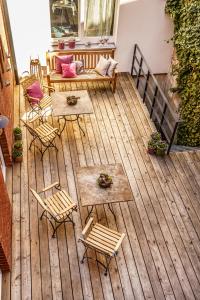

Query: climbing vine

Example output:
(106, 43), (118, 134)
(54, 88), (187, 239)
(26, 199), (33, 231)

(166, 0), (200, 146)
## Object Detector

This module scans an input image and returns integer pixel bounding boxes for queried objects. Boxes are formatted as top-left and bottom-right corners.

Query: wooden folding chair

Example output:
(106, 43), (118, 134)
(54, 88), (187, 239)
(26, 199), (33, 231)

(30, 182), (77, 237)
(21, 118), (60, 159)
(79, 218), (125, 275)
(20, 74), (55, 118)
(30, 57), (43, 85)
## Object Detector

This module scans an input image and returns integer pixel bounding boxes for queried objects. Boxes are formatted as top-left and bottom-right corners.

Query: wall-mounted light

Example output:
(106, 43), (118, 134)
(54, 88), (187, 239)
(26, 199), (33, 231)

(0, 115), (9, 136)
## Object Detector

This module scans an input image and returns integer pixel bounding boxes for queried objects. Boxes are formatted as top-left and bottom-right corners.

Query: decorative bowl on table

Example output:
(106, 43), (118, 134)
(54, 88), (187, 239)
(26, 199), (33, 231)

(97, 173), (113, 188)
(66, 95), (79, 106)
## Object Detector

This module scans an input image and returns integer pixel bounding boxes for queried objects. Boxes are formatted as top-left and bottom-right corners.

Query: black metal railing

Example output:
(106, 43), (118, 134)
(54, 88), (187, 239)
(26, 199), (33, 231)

(131, 44), (181, 154)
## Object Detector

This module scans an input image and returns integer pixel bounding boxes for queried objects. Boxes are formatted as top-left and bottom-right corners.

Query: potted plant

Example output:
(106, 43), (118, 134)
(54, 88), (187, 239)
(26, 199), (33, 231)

(156, 141), (168, 157)
(13, 127), (22, 140)
(58, 40), (65, 50)
(151, 132), (161, 142)
(14, 141), (23, 151)
(12, 148), (23, 162)
(147, 140), (157, 155)
(68, 37), (76, 49)
(97, 173), (113, 188)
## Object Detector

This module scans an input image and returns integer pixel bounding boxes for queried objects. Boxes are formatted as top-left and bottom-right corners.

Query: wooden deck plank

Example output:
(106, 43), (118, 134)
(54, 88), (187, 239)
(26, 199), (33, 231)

(4, 74), (200, 300)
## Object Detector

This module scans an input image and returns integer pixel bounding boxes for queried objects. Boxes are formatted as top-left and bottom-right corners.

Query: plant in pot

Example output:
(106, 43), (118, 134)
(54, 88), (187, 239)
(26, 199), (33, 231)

(68, 37), (76, 49)
(13, 127), (22, 140)
(12, 148), (23, 163)
(147, 140), (157, 155)
(151, 132), (161, 142)
(97, 173), (113, 188)
(14, 141), (23, 151)
(156, 141), (168, 157)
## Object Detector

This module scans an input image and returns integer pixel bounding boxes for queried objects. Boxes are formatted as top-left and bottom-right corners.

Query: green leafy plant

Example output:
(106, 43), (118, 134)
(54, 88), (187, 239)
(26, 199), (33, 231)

(147, 140), (157, 155)
(156, 141), (168, 156)
(12, 148), (23, 158)
(14, 141), (23, 150)
(165, 0), (200, 146)
(13, 127), (22, 135)
(150, 132), (161, 142)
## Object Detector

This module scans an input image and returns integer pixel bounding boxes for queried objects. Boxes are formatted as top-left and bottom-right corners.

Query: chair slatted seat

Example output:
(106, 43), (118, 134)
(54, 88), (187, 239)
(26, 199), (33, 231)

(21, 74), (55, 118)
(30, 182), (77, 237)
(79, 218), (125, 275)
(21, 118), (60, 159)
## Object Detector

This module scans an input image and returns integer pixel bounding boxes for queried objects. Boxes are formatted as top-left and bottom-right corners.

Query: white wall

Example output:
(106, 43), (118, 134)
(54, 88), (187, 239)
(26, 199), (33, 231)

(115, 0), (174, 73)
(7, 0), (173, 75)
(7, 0), (51, 75)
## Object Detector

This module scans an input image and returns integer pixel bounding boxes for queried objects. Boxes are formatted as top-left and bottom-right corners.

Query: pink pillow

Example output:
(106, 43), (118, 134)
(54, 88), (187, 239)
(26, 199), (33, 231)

(56, 55), (73, 74)
(27, 81), (43, 104)
(62, 63), (77, 78)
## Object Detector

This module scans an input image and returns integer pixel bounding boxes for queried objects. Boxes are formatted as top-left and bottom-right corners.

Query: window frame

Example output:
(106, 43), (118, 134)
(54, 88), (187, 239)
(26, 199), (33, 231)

(50, 0), (119, 44)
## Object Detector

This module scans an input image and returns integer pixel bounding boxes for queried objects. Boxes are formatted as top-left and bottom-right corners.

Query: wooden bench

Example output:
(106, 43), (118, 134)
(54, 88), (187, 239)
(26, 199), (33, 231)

(46, 49), (117, 92)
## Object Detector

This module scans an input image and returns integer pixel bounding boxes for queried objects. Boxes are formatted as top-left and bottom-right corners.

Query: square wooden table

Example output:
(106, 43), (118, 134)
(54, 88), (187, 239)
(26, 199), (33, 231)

(51, 90), (93, 135)
(76, 164), (133, 222)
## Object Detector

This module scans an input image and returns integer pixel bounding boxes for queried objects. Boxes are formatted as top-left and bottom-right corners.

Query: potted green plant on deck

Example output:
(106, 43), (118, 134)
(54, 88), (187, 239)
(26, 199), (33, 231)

(147, 140), (157, 155)
(156, 141), (168, 157)
(13, 127), (22, 140)
(13, 141), (23, 151)
(150, 132), (161, 142)
(12, 148), (23, 163)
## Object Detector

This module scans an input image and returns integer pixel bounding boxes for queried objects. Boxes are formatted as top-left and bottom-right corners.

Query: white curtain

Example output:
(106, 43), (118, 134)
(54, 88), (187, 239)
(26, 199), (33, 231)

(84, 0), (115, 36)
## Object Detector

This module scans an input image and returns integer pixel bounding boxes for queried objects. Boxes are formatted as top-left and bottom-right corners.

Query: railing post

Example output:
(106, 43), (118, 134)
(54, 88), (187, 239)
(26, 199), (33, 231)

(150, 86), (158, 118)
(160, 103), (167, 129)
(136, 57), (143, 88)
(143, 71), (150, 103)
(167, 121), (179, 154)
(131, 44), (137, 76)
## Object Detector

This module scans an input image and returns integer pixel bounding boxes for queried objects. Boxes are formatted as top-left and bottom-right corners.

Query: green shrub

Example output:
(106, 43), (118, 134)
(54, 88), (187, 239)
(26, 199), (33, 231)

(12, 148), (22, 158)
(166, 0), (200, 146)
(13, 127), (22, 135)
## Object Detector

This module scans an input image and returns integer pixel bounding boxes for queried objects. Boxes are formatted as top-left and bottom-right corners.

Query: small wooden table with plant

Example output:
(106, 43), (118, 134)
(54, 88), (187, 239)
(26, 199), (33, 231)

(76, 163), (133, 223)
(51, 90), (94, 135)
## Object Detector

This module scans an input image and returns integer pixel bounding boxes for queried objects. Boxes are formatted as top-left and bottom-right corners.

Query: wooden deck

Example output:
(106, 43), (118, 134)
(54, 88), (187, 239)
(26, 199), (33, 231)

(2, 73), (200, 300)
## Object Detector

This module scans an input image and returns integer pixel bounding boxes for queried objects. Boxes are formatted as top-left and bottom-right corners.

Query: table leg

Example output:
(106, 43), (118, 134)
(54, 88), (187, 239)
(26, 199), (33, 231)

(59, 117), (67, 134)
(77, 115), (85, 136)
(108, 203), (116, 220)
(85, 205), (94, 224)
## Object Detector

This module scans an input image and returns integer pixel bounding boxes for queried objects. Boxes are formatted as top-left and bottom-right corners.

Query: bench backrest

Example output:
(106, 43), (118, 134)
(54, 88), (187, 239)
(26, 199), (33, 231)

(46, 49), (115, 71)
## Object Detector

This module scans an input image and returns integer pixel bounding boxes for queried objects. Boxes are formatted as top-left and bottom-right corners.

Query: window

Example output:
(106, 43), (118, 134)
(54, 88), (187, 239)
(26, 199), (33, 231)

(49, 0), (116, 39)
(84, 0), (115, 37)
(49, 0), (79, 38)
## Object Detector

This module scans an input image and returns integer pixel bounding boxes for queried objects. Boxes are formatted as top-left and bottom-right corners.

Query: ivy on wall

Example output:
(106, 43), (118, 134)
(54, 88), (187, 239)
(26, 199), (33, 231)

(166, 0), (200, 146)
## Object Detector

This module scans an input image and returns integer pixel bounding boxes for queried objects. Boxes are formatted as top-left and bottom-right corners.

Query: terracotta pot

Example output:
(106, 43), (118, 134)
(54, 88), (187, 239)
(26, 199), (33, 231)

(14, 155), (23, 163)
(147, 147), (156, 155)
(68, 40), (76, 49)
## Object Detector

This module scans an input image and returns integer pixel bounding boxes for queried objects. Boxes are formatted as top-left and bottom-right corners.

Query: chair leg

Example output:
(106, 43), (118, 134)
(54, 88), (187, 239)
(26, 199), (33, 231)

(40, 210), (46, 220)
(29, 136), (37, 150)
(104, 256), (112, 276)
(80, 246), (88, 264)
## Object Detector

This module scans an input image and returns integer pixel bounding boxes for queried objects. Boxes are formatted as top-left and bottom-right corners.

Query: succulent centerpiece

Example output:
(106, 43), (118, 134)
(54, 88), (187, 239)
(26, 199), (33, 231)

(66, 95), (80, 106)
(97, 173), (113, 188)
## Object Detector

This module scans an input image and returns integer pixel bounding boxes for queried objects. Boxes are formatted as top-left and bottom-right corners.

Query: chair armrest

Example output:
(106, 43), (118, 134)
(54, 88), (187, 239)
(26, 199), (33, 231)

(82, 217), (94, 239)
(29, 115), (40, 123)
(28, 96), (40, 102)
(41, 181), (60, 193)
(114, 233), (125, 253)
(42, 85), (55, 91)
